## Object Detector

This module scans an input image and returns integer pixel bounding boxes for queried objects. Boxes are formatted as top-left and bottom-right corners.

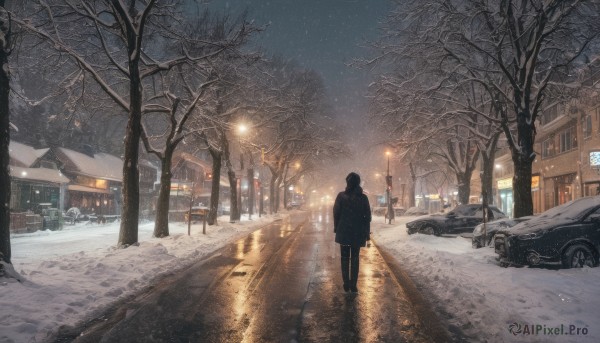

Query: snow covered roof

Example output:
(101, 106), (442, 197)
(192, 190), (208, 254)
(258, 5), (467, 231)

(56, 148), (123, 182)
(10, 166), (70, 184)
(9, 141), (49, 168)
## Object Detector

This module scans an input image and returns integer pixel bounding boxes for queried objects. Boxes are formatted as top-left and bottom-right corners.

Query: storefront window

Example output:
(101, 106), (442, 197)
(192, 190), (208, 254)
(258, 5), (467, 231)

(499, 189), (513, 218)
(552, 173), (576, 207)
(584, 183), (600, 196)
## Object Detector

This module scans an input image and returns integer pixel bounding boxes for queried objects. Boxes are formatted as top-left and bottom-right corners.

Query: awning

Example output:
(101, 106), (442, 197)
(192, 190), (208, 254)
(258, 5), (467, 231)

(67, 184), (111, 194)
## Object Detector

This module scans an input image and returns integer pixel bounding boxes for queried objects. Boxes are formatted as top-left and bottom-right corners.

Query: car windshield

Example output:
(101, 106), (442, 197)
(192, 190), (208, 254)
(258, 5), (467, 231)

(537, 197), (600, 220)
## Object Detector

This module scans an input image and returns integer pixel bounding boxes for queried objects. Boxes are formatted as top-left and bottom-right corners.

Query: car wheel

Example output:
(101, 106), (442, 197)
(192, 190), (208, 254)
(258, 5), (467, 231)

(562, 245), (596, 269)
(407, 227), (417, 235)
(421, 225), (438, 236)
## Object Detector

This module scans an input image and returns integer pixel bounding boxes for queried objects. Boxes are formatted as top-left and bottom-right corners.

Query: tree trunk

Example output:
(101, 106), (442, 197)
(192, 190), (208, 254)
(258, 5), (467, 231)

(512, 152), (534, 218)
(456, 170), (472, 205)
(283, 180), (288, 210)
(228, 170), (240, 221)
(511, 110), (535, 218)
(0, 2), (11, 264)
(408, 182), (416, 208)
(153, 153), (173, 238)
(408, 163), (417, 208)
(269, 174), (276, 214)
(207, 149), (222, 225)
(513, 159), (533, 218)
(275, 177), (282, 212)
(118, 26), (143, 247)
(480, 152), (496, 207)
(247, 167), (254, 218)
(118, 89), (142, 245)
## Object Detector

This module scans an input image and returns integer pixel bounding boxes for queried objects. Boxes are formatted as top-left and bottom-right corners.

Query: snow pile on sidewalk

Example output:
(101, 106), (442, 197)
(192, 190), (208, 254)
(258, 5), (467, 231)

(372, 216), (600, 343)
(0, 214), (283, 343)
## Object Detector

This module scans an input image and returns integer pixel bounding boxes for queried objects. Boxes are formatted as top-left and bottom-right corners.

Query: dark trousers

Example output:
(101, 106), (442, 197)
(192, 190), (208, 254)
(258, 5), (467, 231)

(340, 245), (360, 288)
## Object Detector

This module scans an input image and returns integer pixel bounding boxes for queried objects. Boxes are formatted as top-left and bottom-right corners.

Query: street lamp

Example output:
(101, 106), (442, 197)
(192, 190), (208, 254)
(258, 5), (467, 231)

(385, 151), (394, 224)
(238, 122), (255, 220)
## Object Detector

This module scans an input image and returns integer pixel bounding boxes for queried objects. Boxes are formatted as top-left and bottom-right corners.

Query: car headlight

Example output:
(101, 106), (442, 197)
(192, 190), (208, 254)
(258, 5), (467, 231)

(473, 224), (483, 235)
(517, 232), (541, 240)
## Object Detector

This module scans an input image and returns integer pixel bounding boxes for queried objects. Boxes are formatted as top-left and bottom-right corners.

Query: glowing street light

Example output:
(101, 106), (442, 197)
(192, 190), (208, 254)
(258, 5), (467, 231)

(385, 151), (394, 224)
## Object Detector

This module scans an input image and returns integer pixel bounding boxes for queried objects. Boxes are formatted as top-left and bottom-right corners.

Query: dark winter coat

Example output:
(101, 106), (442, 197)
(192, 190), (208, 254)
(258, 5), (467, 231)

(333, 186), (371, 247)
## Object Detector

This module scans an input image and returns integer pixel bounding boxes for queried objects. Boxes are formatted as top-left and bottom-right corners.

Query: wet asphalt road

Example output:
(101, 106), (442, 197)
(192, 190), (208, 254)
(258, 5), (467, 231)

(66, 211), (434, 343)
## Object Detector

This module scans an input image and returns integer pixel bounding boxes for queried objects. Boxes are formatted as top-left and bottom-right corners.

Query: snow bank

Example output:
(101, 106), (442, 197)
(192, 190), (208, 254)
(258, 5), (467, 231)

(0, 214), (284, 343)
(372, 216), (600, 343)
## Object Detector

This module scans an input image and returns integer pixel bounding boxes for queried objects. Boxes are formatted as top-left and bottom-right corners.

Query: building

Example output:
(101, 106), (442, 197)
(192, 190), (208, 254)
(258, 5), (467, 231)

(53, 146), (123, 216)
(8, 141), (70, 213)
(8, 141), (71, 232)
(492, 99), (600, 216)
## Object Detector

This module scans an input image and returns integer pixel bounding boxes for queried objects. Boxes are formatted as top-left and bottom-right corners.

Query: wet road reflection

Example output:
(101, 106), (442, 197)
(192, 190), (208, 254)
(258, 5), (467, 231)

(300, 210), (428, 343)
(72, 211), (430, 343)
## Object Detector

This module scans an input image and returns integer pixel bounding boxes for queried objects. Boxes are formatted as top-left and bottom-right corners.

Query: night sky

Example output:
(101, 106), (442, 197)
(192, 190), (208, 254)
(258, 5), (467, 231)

(207, 0), (391, 125)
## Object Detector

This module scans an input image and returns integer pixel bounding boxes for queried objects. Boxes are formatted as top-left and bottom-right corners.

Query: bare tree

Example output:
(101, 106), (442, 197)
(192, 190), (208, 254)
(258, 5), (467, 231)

(141, 74), (217, 238)
(13, 1), (255, 245)
(368, 66), (489, 205)
(257, 66), (347, 212)
(365, 0), (600, 216)
(388, 0), (600, 216)
(139, 9), (256, 237)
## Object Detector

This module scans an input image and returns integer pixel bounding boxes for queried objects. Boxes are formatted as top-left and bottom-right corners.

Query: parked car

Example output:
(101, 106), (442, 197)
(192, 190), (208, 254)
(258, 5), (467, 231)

(494, 196), (600, 268)
(407, 204), (506, 236)
(373, 206), (406, 217)
(472, 216), (534, 248)
(287, 201), (303, 210)
(403, 207), (429, 216)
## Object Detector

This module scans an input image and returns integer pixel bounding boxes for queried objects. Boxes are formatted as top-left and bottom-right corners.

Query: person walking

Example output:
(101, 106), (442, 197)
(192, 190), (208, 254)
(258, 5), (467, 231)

(333, 172), (371, 293)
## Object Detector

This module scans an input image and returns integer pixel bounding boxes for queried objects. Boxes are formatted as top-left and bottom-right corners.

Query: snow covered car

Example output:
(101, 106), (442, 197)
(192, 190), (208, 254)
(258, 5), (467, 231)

(402, 207), (428, 216)
(494, 196), (600, 268)
(472, 216), (534, 248)
(407, 204), (506, 236)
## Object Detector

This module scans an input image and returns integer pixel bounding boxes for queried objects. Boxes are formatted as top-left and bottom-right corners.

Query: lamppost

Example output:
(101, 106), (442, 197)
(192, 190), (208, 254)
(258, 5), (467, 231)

(238, 123), (255, 220)
(386, 151), (394, 224)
